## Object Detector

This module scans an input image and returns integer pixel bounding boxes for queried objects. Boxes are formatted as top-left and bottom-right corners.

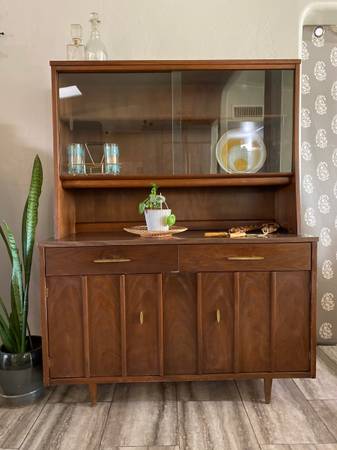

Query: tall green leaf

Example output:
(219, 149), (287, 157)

(0, 295), (9, 322)
(22, 156), (43, 286)
(21, 155), (43, 351)
(0, 223), (24, 331)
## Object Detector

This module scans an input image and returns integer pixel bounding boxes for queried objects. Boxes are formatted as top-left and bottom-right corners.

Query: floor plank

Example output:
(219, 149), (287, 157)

(114, 447), (179, 450)
(20, 403), (109, 450)
(0, 392), (50, 448)
(262, 445), (337, 449)
(311, 400), (337, 440)
(294, 348), (337, 400)
(48, 384), (115, 403)
(178, 398), (260, 450)
(100, 383), (177, 448)
(177, 380), (240, 401)
(320, 346), (337, 366)
(237, 378), (335, 445)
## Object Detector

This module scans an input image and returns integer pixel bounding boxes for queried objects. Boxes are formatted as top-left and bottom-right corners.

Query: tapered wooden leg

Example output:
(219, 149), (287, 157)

(264, 378), (273, 404)
(89, 383), (97, 406)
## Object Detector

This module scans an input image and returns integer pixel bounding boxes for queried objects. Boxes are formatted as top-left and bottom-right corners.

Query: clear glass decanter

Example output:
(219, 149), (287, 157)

(66, 24), (85, 60)
(85, 12), (108, 61)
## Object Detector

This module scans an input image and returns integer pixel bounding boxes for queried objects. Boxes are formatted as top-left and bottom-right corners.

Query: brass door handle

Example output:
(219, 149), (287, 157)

(216, 309), (221, 323)
(93, 258), (131, 263)
(139, 311), (144, 325)
(226, 256), (265, 261)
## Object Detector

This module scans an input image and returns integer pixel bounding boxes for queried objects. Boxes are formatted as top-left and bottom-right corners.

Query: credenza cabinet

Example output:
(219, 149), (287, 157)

(42, 60), (317, 405)
(40, 237), (317, 404)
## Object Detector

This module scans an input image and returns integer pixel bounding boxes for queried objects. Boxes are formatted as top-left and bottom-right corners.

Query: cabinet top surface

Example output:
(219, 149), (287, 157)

(40, 231), (318, 247)
(50, 59), (301, 70)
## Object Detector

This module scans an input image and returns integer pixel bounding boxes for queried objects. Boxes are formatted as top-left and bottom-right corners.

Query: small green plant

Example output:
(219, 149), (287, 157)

(138, 184), (165, 213)
(138, 184), (176, 226)
(0, 155), (43, 353)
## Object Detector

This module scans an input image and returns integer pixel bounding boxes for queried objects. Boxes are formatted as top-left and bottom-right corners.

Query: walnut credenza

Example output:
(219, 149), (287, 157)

(39, 232), (317, 405)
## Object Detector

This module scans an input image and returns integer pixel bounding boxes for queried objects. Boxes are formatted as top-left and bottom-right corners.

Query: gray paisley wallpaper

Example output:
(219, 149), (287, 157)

(301, 26), (337, 344)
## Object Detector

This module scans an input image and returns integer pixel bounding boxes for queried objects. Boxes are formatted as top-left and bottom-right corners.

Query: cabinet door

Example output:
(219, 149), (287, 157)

(200, 273), (234, 373)
(87, 276), (122, 376)
(163, 273), (198, 375)
(125, 274), (160, 376)
(273, 271), (310, 371)
(47, 276), (84, 378)
(238, 272), (271, 373)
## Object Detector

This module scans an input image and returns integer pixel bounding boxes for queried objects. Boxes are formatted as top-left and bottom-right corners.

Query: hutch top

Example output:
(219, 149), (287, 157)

(50, 59), (300, 238)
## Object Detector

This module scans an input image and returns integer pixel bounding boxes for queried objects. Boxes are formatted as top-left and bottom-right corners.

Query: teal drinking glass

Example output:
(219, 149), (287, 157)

(104, 143), (120, 175)
(67, 143), (86, 175)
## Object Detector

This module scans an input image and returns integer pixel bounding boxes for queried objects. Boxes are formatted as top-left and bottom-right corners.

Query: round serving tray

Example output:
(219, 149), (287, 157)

(124, 225), (188, 238)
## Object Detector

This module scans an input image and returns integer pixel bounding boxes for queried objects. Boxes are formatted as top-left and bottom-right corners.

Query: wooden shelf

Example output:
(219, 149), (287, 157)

(61, 173), (292, 189)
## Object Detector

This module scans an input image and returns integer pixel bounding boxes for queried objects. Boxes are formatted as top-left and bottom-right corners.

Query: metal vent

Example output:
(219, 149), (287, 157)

(233, 105), (264, 118)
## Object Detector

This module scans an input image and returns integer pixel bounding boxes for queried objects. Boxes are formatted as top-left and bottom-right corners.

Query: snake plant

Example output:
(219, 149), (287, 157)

(0, 155), (43, 353)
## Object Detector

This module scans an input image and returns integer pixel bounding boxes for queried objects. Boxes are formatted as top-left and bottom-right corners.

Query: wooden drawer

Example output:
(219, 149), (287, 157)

(179, 243), (311, 272)
(45, 245), (178, 276)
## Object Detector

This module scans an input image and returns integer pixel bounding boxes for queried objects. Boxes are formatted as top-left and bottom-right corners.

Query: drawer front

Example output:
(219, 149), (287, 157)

(46, 245), (178, 276)
(179, 243), (311, 272)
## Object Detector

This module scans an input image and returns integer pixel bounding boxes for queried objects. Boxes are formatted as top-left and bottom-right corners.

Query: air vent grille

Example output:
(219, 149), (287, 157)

(233, 105), (264, 118)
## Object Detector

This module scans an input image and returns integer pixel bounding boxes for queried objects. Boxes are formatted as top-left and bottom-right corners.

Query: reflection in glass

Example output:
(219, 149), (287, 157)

(216, 122), (266, 174)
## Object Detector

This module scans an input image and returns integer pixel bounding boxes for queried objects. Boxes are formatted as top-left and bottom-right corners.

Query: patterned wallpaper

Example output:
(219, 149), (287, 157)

(301, 26), (337, 343)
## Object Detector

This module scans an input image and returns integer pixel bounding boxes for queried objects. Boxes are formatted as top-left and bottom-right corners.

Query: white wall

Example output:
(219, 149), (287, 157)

(0, 0), (336, 334)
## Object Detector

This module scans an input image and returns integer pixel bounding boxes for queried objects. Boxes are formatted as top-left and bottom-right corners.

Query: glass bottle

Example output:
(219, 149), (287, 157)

(66, 24), (85, 60)
(85, 12), (108, 61)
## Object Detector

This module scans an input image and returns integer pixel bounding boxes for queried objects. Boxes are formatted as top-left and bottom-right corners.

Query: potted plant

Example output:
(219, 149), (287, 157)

(139, 184), (176, 231)
(0, 155), (43, 405)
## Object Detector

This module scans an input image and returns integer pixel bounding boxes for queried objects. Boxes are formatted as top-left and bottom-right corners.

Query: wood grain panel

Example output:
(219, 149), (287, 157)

(39, 247), (50, 385)
(47, 276), (84, 378)
(87, 275), (122, 376)
(74, 186), (276, 230)
(46, 245), (178, 276)
(238, 272), (271, 373)
(125, 274), (160, 376)
(273, 271), (310, 372)
(180, 243), (311, 272)
(163, 273), (197, 375)
(200, 272), (235, 373)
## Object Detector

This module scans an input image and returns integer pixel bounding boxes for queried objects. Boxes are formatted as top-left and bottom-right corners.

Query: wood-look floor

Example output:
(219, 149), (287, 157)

(1, 346), (337, 450)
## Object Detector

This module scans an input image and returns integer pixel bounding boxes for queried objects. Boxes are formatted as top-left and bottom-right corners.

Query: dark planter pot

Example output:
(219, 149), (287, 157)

(0, 335), (44, 405)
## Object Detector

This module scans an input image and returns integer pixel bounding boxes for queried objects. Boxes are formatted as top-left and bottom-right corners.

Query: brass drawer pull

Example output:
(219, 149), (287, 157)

(226, 256), (265, 261)
(93, 258), (131, 263)
(216, 309), (221, 323)
(139, 311), (144, 325)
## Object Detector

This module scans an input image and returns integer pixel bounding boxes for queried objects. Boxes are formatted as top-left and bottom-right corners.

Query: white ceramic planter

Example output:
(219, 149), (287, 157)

(144, 209), (171, 231)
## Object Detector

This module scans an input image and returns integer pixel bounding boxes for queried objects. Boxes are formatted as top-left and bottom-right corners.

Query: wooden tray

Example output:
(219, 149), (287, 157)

(124, 225), (188, 238)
